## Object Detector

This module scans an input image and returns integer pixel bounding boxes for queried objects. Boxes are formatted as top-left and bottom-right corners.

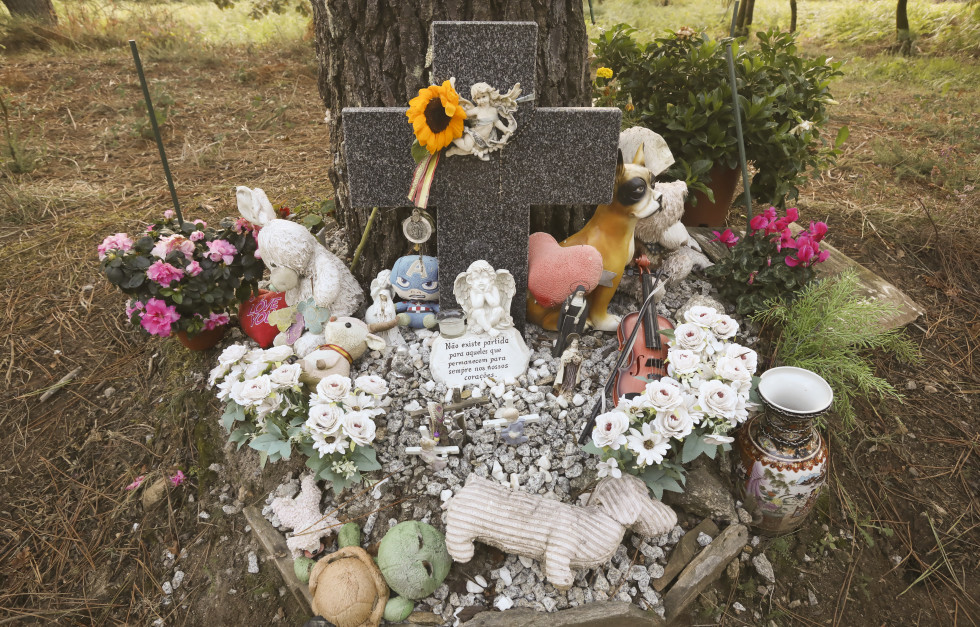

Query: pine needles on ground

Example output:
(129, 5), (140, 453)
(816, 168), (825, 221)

(752, 269), (921, 428)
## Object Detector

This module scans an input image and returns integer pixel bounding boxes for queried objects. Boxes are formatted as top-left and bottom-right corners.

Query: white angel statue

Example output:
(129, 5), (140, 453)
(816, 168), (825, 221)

(444, 82), (521, 161)
(453, 260), (516, 337)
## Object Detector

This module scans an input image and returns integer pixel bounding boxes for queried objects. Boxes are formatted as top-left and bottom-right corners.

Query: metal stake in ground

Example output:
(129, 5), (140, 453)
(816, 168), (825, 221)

(129, 39), (184, 227)
(726, 3), (753, 221)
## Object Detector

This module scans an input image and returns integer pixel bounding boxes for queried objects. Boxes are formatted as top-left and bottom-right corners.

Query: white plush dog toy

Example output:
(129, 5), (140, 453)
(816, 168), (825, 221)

(236, 186), (363, 316)
(444, 474), (676, 589)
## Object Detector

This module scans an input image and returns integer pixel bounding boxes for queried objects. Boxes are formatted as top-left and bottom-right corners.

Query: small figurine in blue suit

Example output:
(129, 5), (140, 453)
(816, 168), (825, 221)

(391, 255), (440, 329)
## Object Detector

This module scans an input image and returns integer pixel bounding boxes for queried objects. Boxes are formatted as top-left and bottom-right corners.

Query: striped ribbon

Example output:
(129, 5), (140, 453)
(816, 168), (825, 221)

(408, 151), (441, 209)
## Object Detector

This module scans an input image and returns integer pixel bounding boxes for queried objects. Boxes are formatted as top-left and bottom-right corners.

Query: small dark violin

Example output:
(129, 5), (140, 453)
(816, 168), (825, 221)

(611, 257), (674, 404)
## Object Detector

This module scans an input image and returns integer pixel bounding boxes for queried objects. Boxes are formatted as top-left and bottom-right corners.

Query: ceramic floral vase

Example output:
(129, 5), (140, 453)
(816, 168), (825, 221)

(176, 325), (227, 351)
(734, 366), (833, 535)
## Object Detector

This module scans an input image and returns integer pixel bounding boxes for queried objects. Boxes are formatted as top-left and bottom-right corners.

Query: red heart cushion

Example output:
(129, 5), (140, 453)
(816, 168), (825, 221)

(527, 232), (603, 308)
(238, 290), (288, 348)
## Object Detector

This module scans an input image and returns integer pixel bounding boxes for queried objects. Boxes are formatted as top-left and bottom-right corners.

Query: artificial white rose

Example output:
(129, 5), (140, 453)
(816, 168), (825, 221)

(592, 410), (630, 450)
(307, 403), (344, 435)
(683, 305), (721, 328)
(355, 374), (389, 396)
(244, 348), (267, 363)
(269, 363), (303, 388)
(263, 345), (294, 363)
(714, 355), (752, 385)
(655, 406), (695, 440)
(311, 429), (349, 457)
(254, 393), (283, 420)
(216, 375), (238, 402)
(208, 362), (230, 387)
(643, 378), (685, 412)
(673, 322), (709, 353)
(626, 422), (671, 466)
(316, 374), (352, 401)
(218, 344), (248, 366)
(232, 375), (273, 406)
(667, 349), (701, 378)
(710, 315), (738, 340)
(698, 379), (739, 419)
(724, 344), (758, 374)
(244, 360), (271, 380)
(342, 411), (377, 446)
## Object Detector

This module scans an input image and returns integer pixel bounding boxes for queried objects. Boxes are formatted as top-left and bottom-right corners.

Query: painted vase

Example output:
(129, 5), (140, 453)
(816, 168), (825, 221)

(734, 366), (833, 535)
(176, 324), (227, 351)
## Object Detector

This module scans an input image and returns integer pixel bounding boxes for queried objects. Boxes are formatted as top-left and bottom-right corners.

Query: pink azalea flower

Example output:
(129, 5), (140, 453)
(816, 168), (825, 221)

(97, 233), (133, 260)
(186, 261), (203, 277)
(193, 219), (207, 228)
(809, 220), (829, 242)
(170, 470), (186, 486)
(125, 475), (146, 491)
(233, 217), (253, 234)
(164, 210), (175, 219)
(711, 228), (739, 249)
(147, 260), (185, 287)
(152, 234), (195, 260)
(140, 298), (181, 337)
(206, 239), (237, 264)
(125, 299), (145, 318)
(189, 231), (205, 242)
(204, 312), (230, 331)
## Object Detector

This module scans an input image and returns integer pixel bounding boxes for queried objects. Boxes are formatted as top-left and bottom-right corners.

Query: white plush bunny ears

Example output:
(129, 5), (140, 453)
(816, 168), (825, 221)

(236, 186), (277, 227)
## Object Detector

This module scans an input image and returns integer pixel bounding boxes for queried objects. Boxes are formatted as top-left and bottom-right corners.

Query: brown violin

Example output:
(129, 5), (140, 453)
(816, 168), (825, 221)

(612, 258), (673, 405)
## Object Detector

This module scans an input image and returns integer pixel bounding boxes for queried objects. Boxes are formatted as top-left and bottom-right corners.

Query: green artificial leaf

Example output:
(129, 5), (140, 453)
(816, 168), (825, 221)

(581, 441), (604, 457)
(220, 403), (245, 431)
(681, 434), (707, 464)
(297, 298), (331, 334)
(258, 450), (268, 469)
(351, 446), (382, 472)
(411, 139), (429, 164)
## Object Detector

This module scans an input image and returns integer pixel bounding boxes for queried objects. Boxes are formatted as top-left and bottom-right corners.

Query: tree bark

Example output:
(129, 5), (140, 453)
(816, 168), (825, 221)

(789, 0), (797, 33)
(1, 0), (57, 23)
(896, 0), (912, 55)
(311, 0), (593, 285)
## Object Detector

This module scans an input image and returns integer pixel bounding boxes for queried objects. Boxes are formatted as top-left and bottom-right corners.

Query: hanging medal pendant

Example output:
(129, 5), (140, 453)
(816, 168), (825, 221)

(403, 208), (434, 245)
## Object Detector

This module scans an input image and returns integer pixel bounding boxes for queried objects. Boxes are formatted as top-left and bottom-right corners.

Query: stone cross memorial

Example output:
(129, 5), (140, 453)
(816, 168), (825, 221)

(342, 21), (621, 333)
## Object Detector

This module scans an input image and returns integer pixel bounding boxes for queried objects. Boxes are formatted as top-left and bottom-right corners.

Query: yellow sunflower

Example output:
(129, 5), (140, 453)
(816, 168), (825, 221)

(406, 79), (467, 154)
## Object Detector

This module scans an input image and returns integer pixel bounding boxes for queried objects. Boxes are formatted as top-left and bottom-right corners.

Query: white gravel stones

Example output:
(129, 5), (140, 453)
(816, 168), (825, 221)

(751, 553), (775, 584)
(247, 551), (259, 574)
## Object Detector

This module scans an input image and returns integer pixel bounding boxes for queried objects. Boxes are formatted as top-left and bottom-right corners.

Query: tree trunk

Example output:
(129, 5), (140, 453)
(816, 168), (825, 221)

(789, 0), (797, 33)
(734, 0), (754, 37)
(896, 0), (913, 55)
(1, 0), (57, 23)
(311, 0), (593, 285)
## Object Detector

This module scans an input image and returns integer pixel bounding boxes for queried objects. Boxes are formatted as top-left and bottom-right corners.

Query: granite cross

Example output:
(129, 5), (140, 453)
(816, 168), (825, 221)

(342, 21), (621, 332)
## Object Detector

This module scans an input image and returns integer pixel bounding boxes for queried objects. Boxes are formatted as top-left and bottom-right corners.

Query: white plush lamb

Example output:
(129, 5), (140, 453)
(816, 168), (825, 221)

(236, 186), (363, 316)
(269, 474), (340, 558)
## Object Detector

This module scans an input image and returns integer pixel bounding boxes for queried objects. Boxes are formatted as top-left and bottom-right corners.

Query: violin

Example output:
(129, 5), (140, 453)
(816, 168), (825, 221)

(611, 258), (673, 405)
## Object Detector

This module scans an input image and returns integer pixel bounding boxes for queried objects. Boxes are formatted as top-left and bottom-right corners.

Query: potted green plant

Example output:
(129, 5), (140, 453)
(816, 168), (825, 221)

(98, 212), (263, 349)
(593, 25), (847, 226)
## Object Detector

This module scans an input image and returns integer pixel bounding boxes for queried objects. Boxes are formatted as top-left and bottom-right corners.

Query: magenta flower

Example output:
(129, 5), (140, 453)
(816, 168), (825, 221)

(785, 234), (828, 268)
(206, 239), (237, 264)
(98, 233), (134, 260)
(748, 214), (769, 234)
(233, 217), (253, 234)
(170, 470), (186, 487)
(140, 298), (181, 337)
(190, 231), (205, 242)
(808, 220), (828, 242)
(125, 475), (146, 491)
(775, 230), (797, 252)
(125, 299), (145, 318)
(186, 260), (203, 277)
(204, 312), (230, 331)
(711, 228), (739, 249)
(147, 260), (185, 287)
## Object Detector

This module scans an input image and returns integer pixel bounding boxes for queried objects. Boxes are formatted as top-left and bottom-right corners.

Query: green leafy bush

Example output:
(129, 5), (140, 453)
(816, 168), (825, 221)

(752, 269), (921, 427)
(592, 25), (847, 208)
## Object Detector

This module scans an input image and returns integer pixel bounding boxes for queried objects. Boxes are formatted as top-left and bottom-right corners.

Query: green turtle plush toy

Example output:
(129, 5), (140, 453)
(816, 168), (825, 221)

(376, 521), (452, 622)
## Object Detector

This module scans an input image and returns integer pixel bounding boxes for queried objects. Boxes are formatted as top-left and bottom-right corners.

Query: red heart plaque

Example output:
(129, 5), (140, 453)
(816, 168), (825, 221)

(527, 232), (603, 308)
(238, 290), (288, 348)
